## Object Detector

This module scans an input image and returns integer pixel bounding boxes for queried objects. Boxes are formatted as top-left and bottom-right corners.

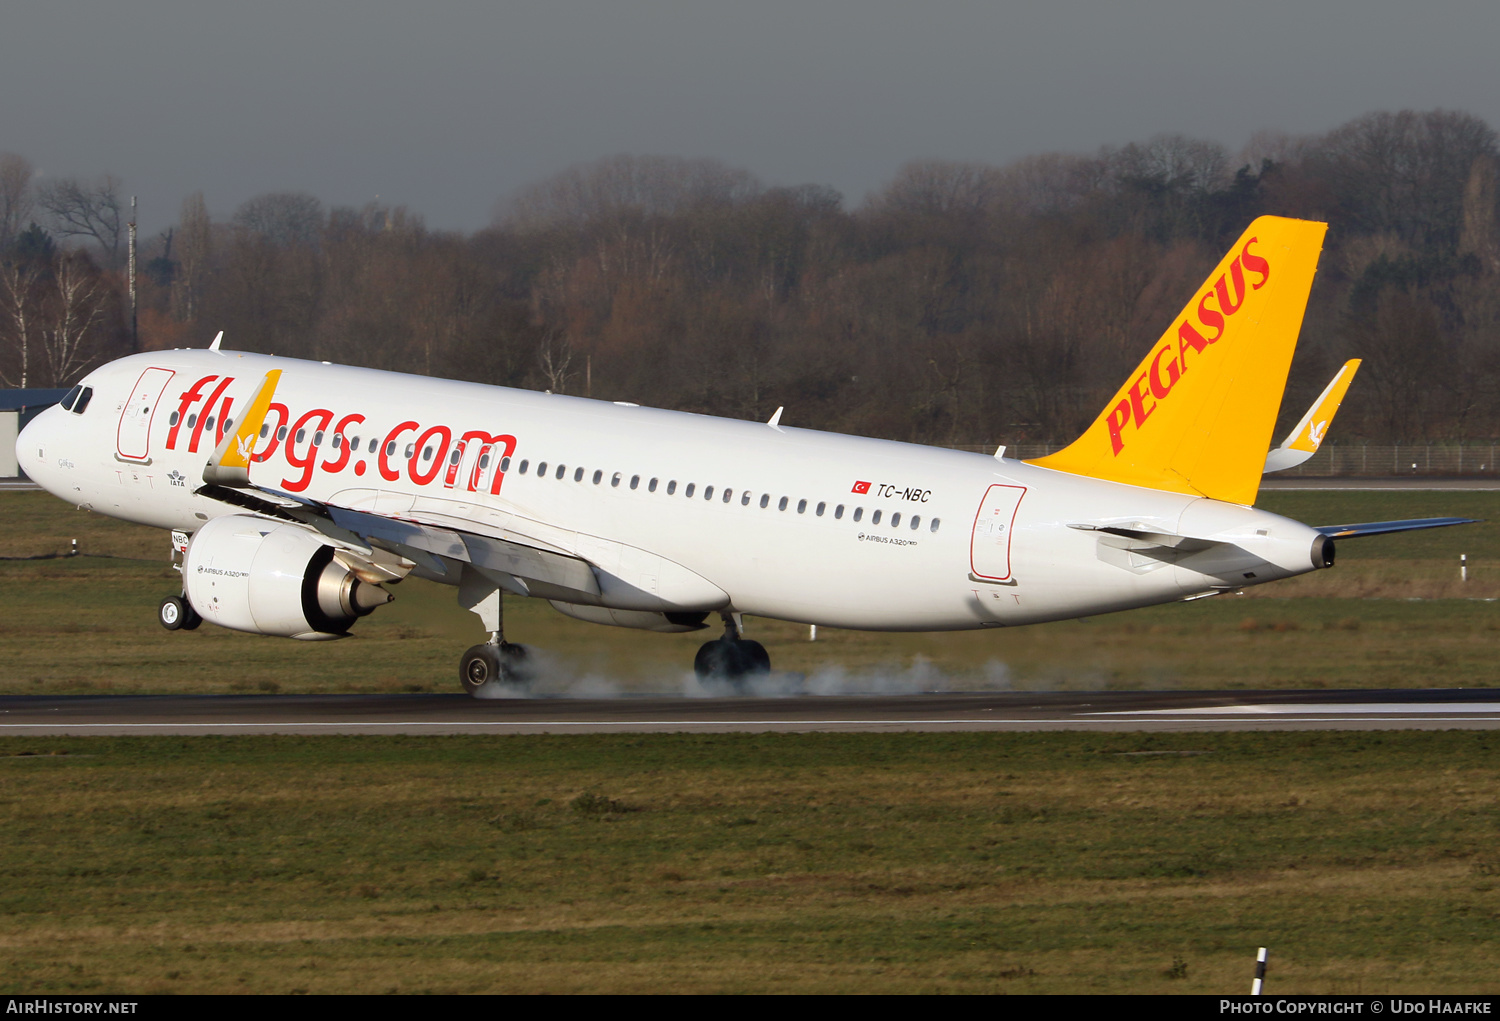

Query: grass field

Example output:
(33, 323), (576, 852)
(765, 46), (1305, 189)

(2, 731), (1497, 995)
(0, 490), (1495, 694)
(2, 492), (1498, 994)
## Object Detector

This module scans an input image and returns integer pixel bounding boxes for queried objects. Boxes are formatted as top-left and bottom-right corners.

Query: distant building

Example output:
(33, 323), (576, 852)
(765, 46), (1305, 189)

(1, 389), (70, 479)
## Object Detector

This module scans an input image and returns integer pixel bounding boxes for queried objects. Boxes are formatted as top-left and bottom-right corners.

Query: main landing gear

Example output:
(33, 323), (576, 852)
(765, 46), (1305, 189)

(457, 566), (532, 695)
(694, 612), (771, 686)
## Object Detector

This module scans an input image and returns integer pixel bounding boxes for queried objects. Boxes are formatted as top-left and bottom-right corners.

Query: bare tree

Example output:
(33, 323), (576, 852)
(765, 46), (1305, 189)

(502, 154), (762, 230)
(0, 153), (34, 251)
(537, 331), (574, 393)
(0, 259), (41, 387)
(233, 192), (323, 247)
(173, 192), (212, 321)
(40, 252), (109, 385)
(37, 175), (124, 265)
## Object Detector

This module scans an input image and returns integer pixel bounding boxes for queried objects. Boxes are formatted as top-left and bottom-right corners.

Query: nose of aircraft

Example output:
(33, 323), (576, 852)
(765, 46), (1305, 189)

(16, 406), (63, 494)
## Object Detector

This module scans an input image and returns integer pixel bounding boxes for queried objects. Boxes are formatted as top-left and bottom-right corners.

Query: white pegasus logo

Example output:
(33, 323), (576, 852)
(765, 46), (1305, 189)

(235, 433), (256, 463)
(1308, 420), (1327, 447)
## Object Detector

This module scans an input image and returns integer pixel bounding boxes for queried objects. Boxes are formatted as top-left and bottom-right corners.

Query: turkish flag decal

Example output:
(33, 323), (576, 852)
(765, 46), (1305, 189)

(851, 481), (871, 494)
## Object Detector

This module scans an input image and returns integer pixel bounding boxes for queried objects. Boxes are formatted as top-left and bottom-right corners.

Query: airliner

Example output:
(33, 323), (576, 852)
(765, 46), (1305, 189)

(15, 216), (1473, 693)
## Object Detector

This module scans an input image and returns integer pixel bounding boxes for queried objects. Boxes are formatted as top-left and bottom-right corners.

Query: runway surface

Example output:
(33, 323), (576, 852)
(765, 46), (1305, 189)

(3, 688), (1499, 735)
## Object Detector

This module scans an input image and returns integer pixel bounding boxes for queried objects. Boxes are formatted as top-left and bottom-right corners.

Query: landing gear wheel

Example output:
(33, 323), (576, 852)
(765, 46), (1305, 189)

(737, 639), (771, 675)
(158, 595), (201, 632)
(459, 642), (532, 695)
(694, 639), (772, 685)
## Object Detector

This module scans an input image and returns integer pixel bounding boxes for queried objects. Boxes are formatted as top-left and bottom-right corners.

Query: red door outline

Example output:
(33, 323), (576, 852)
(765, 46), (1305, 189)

(116, 367), (175, 462)
(969, 484), (1027, 581)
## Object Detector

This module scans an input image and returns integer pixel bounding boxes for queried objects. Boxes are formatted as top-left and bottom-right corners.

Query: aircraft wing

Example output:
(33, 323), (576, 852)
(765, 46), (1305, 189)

(194, 371), (601, 601)
(1314, 517), (1479, 539)
(1264, 359), (1360, 473)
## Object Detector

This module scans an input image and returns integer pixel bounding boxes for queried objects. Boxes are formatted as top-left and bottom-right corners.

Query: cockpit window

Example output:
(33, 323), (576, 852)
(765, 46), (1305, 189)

(60, 386), (82, 412)
(70, 387), (93, 415)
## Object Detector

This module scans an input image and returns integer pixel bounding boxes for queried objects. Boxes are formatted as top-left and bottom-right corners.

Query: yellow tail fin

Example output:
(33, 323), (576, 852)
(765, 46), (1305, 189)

(1026, 215), (1327, 505)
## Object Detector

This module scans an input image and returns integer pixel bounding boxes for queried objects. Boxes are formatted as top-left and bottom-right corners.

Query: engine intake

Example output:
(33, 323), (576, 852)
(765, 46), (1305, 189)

(183, 515), (392, 640)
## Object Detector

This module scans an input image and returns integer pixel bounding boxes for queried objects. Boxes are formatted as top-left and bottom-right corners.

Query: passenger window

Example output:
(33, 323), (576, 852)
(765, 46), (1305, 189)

(853, 507), (863, 522)
(797, 499), (807, 514)
(816, 502), (825, 516)
(368, 438), (378, 454)
(910, 515), (920, 530)
(649, 478), (658, 492)
(631, 475), (641, 490)
(556, 464), (566, 479)
(259, 423), (270, 439)
(741, 492), (751, 506)
(611, 472), (621, 487)
(448, 448), (460, 465)
(835, 505), (844, 519)
(872, 510), (882, 525)
(169, 410), (180, 426)
(333, 434), (343, 449)
(518, 460), (530, 474)
(295, 428), (305, 443)
(187, 414), (197, 428)
(500, 456), (511, 472)
(759, 494), (769, 509)
(592, 469), (602, 484)
(423, 446), (434, 460)
(891, 512), (901, 527)
(316, 431), (325, 446)
(778, 496), (788, 511)
(930, 518), (941, 533)
(537, 461), (547, 476)
(723, 489), (732, 504)
(574, 466), (584, 482)
(207, 417), (216, 432)
(667, 481), (677, 495)
(384, 440), (395, 456)
(685, 483), (695, 498)
(704, 485), (714, 500)
(406, 444), (416, 458)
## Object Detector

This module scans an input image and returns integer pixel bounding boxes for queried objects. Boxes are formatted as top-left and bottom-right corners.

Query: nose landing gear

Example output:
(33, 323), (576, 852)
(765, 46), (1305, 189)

(694, 612), (771, 686)
(158, 594), (202, 631)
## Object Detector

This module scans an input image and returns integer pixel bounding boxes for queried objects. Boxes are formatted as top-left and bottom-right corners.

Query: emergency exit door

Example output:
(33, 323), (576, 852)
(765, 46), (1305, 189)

(116, 367), (175, 462)
(970, 484), (1026, 582)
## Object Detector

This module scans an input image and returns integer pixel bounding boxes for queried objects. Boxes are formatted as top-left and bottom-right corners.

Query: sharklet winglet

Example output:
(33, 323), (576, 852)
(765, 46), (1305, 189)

(208, 330), (224, 352)
(202, 369), (282, 487)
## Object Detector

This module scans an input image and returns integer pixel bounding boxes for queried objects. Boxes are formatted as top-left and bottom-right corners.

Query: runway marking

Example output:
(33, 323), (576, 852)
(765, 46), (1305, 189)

(1089, 702), (1500, 716)
(5, 716), (1500, 729)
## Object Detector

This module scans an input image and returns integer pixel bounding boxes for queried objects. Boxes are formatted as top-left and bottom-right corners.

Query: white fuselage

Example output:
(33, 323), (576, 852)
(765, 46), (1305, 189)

(18, 350), (1326, 631)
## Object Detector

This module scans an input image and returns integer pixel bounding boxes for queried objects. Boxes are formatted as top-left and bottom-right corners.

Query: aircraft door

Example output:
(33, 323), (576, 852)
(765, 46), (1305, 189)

(116, 367), (175, 462)
(970, 484), (1026, 582)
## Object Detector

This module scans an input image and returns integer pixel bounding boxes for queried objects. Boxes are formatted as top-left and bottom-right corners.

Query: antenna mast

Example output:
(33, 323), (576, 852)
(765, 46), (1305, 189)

(128, 196), (138, 351)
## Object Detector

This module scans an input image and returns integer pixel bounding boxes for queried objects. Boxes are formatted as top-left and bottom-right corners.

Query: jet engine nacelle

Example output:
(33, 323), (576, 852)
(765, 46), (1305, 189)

(548, 600), (708, 633)
(183, 515), (392, 640)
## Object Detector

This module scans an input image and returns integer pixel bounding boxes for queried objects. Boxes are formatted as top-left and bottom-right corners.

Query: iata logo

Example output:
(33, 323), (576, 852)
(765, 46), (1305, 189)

(1106, 237), (1271, 456)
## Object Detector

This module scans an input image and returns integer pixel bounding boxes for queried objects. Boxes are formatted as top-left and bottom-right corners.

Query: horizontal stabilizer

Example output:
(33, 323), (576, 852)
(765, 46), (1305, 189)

(1315, 517), (1479, 539)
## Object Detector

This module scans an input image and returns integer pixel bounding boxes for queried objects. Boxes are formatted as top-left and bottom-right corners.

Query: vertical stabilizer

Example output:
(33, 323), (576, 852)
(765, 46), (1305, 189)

(1027, 216), (1327, 505)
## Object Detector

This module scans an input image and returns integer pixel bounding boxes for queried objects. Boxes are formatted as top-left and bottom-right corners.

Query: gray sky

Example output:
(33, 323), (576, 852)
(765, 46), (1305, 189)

(4, 0), (1499, 238)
